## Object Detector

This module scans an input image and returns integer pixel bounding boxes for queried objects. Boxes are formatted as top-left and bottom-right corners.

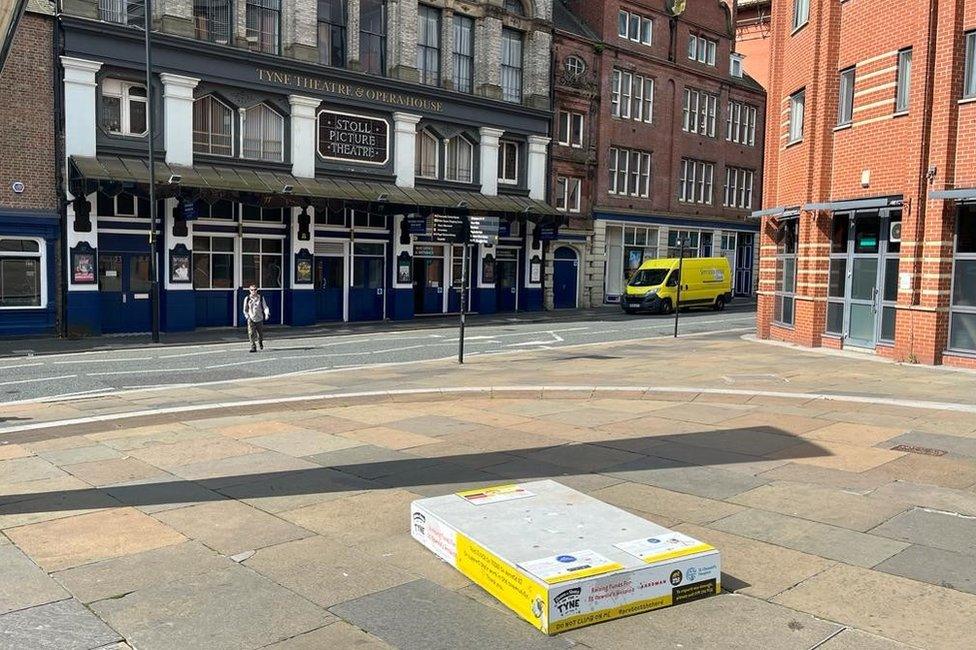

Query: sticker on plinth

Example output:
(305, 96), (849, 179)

(615, 533), (714, 564)
(456, 484), (535, 506)
(519, 550), (624, 584)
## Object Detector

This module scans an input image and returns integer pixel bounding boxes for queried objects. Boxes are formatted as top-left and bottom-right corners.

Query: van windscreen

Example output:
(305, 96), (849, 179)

(629, 268), (670, 287)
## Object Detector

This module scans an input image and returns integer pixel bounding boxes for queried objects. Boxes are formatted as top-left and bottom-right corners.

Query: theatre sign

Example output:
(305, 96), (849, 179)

(318, 110), (390, 165)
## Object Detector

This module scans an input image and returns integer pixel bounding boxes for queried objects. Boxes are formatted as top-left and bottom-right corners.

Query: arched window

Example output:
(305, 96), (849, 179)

(193, 96), (233, 156)
(503, 0), (525, 16)
(564, 55), (586, 77)
(444, 135), (474, 183)
(415, 130), (439, 179)
(241, 104), (284, 162)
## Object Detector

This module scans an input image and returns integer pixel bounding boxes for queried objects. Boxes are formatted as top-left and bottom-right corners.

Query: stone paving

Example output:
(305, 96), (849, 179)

(0, 336), (975, 648)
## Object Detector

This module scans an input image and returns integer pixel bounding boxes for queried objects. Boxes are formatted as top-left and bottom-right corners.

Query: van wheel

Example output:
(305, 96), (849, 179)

(660, 299), (673, 315)
(714, 296), (726, 311)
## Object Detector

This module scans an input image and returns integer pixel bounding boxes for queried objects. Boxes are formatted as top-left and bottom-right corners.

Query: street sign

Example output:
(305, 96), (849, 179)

(538, 223), (559, 241)
(468, 216), (500, 245)
(180, 199), (198, 221)
(405, 213), (428, 235)
(429, 214), (466, 243)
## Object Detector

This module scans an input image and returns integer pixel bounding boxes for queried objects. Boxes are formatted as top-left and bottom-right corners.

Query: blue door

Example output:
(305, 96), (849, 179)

(98, 252), (152, 333)
(553, 246), (579, 309)
(315, 256), (345, 321)
(496, 253), (519, 312)
(413, 255), (444, 314)
(349, 242), (385, 321)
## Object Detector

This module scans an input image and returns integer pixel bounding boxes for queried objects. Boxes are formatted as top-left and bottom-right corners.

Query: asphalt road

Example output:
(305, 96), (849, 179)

(0, 306), (755, 404)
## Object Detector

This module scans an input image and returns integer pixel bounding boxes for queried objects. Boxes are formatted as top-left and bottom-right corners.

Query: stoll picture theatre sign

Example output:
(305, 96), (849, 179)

(318, 110), (389, 165)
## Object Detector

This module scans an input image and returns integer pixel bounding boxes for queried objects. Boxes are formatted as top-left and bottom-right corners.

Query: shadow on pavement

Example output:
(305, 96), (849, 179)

(0, 427), (828, 515)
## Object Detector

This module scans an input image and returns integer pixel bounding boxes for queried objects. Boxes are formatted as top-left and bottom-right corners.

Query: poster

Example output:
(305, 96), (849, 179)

(296, 259), (313, 284)
(72, 249), (95, 284)
(170, 248), (191, 283)
(397, 252), (412, 284)
(482, 255), (495, 284)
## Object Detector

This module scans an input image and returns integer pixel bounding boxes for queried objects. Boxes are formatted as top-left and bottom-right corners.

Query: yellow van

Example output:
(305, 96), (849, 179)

(622, 257), (733, 315)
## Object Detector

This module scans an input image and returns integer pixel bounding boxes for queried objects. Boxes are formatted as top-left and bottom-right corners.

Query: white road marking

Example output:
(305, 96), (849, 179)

(0, 375), (77, 386)
(87, 367), (199, 377)
(0, 362), (44, 370)
(206, 359), (268, 369)
(53, 356), (156, 365)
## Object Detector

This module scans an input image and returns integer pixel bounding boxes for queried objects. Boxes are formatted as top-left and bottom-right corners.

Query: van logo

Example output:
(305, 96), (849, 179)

(553, 587), (582, 615)
(412, 512), (426, 537)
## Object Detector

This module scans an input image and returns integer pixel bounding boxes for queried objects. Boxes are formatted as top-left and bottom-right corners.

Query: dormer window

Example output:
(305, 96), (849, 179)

(101, 79), (148, 136)
(415, 130), (439, 179)
(193, 96), (234, 156)
(445, 135), (474, 183)
(241, 104), (284, 162)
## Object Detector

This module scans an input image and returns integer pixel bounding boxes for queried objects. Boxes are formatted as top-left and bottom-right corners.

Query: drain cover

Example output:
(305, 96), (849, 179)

(891, 444), (947, 457)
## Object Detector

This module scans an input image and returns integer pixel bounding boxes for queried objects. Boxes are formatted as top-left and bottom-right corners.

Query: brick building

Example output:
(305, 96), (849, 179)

(547, 0), (765, 310)
(757, 0), (976, 368)
(734, 0), (770, 89)
(0, 0), (59, 336)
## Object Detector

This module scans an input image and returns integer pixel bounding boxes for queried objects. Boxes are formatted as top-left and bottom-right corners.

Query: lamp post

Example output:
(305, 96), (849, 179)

(144, 0), (160, 342)
(673, 237), (684, 338)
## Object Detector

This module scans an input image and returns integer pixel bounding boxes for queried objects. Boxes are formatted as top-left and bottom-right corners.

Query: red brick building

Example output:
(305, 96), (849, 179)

(757, 0), (976, 367)
(0, 0), (59, 336)
(547, 0), (765, 310)
(734, 0), (770, 89)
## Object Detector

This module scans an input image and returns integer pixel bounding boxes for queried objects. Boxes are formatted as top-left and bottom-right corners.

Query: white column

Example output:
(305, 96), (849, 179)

(526, 135), (550, 201)
(159, 74), (200, 167)
(524, 221), (542, 289)
(392, 214), (412, 289)
(393, 112), (422, 188)
(164, 198), (194, 291)
(61, 57), (102, 159)
(289, 95), (321, 178)
(479, 127), (504, 197)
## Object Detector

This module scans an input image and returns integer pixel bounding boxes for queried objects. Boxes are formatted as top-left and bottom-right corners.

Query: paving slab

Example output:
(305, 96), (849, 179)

(814, 628), (917, 650)
(306, 445), (439, 479)
(867, 481), (976, 517)
(757, 462), (889, 492)
(248, 429), (361, 457)
(37, 445), (124, 466)
(153, 500), (311, 556)
(102, 475), (227, 513)
(218, 466), (373, 513)
(387, 414), (484, 437)
(767, 440), (905, 473)
(635, 440), (790, 475)
(358, 533), (471, 590)
(91, 565), (331, 650)
(0, 444), (30, 461)
(606, 456), (768, 500)
(126, 436), (262, 470)
(881, 431), (976, 460)
(719, 412), (830, 435)
(563, 592), (840, 649)
(875, 544), (976, 595)
(52, 541), (229, 604)
(711, 508), (909, 567)
(62, 457), (168, 488)
(0, 480), (122, 530)
(862, 454), (976, 490)
(244, 536), (415, 608)
(729, 481), (908, 531)
(513, 442), (644, 473)
(280, 489), (418, 545)
(0, 456), (65, 484)
(772, 563), (976, 650)
(0, 598), (121, 650)
(340, 426), (441, 450)
(168, 451), (319, 488)
(589, 481), (745, 525)
(674, 522), (835, 600)
(0, 545), (69, 615)
(262, 622), (392, 649)
(331, 579), (574, 650)
(648, 403), (754, 425)
(869, 507), (976, 555)
(804, 422), (907, 446)
(5, 507), (185, 572)
(669, 427), (812, 457)
(373, 461), (506, 497)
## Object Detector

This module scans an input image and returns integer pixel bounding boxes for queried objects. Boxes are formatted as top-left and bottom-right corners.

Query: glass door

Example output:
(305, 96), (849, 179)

(841, 211), (888, 348)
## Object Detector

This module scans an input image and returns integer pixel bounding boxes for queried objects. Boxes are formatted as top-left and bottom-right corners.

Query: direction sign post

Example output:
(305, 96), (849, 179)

(459, 243), (469, 364)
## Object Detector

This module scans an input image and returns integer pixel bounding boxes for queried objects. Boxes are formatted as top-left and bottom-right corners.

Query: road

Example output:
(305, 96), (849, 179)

(0, 306), (755, 404)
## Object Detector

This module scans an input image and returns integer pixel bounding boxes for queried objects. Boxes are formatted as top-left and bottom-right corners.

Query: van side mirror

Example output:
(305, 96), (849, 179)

(667, 274), (679, 287)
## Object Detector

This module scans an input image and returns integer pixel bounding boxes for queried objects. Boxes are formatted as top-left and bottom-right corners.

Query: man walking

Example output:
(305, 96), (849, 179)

(242, 284), (270, 353)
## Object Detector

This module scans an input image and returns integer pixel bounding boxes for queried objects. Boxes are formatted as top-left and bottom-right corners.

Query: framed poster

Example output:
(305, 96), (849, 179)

(482, 253), (495, 284)
(169, 244), (192, 284)
(397, 251), (412, 284)
(70, 242), (96, 284)
(294, 249), (313, 285)
(529, 255), (542, 283)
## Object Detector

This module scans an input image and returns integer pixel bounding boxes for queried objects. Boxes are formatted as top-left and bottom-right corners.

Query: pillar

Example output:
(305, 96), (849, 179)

(289, 95), (321, 179)
(522, 222), (543, 310)
(526, 135), (550, 201)
(479, 127), (504, 197)
(160, 73), (200, 167)
(162, 198), (195, 331)
(393, 112), (422, 188)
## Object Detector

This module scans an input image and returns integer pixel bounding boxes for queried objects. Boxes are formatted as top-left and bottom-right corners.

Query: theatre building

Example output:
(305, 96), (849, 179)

(546, 0), (765, 309)
(757, 0), (976, 367)
(57, 0), (556, 335)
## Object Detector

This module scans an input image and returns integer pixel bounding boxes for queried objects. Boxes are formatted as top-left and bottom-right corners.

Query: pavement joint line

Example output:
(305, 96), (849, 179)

(4, 384), (976, 438)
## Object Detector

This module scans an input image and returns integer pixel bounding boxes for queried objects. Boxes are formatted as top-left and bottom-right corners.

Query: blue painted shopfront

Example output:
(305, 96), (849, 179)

(0, 212), (59, 337)
(553, 246), (579, 309)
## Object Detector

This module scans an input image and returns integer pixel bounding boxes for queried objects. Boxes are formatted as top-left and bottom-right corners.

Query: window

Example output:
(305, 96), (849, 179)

(774, 220), (798, 326)
(97, 191), (149, 217)
(241, 104), (284, 162)
(558, 110), (584, 148)
(789, 89), (805, 143)
(730, 53), (743, 78)
(445, 135), (474, 183)
(245, 0), (280, 54)
(101, 79), (147, 136)
(193, 0), (232, 44)
(966, 31), (976, 99)
(682, 88), (718, 137)
(503, 0), (525, 15)
(193, 199), (235, 220)
(498, 141), (519, 185)
(555, 177), (581, 213)
(617, 10), (652, 46)
(242, 205), (285, 222)
(417, 5), (440, 86)
(950, 208), (976, 352)
(99, 0), (144, 27)
(415, 130), (438, 179)
(0, 238), (44, 308)
(501, 28), (523, 103)
(608, 147), (651, 197)
(687, 35), (716, 66)
(895, 48), (912, 113)
(353, 242), (385, 288)
(837, 67), (855, 126)
(792, 0), (809, 31)
(192, 236), (234, 289)
(453, 14), (474, 93)
(193, 96), (233, 156)
(726, 100), (757, 145)
(352, 210), (387, 229)
(360, 0), (387, 76)
(564, 55), (585, 77)
(723, 167), (755, 210)
(318, 0), (347, 67)
(667, 230), (700, 258)
(678, 158), (714, 204)
(611, 70), (653, 122)
(242, 238), (283, 289)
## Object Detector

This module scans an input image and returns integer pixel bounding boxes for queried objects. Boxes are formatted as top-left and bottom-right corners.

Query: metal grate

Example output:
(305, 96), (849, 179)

(193, 0), (233, 45)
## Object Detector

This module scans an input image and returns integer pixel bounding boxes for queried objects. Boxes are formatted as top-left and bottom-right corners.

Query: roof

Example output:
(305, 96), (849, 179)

(69, 156), (559, 217)
(26, 0), (55, 16)
(553, 0), (599, 40)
